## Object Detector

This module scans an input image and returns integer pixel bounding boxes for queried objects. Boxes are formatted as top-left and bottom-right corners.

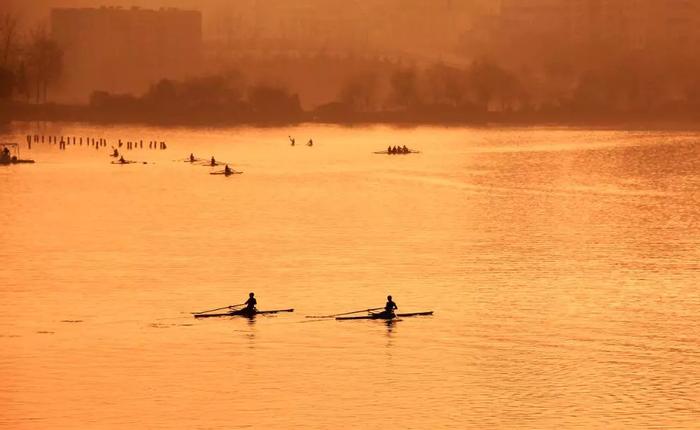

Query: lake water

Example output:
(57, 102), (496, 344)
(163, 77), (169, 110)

(1, 122), (698, 429)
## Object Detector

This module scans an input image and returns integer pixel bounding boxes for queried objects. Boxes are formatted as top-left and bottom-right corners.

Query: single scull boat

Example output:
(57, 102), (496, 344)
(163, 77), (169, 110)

(194, 308), (294, 318)
(336, 311), (433, 321)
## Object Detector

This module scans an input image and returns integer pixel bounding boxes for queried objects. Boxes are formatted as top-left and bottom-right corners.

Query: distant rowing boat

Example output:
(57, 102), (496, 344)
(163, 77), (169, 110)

(111, 161), (148, 165)
(1, 143), (34, 165)
(194, 308), (294, 318)
(373, 150), (421, 155)
(336, 311), (433, 321)
(0, 159), (35, 165)
(210, 170), (243, 176)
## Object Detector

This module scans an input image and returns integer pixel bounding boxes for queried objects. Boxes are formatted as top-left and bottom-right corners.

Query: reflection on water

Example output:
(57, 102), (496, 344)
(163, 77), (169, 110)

(1, 123), (699, 429)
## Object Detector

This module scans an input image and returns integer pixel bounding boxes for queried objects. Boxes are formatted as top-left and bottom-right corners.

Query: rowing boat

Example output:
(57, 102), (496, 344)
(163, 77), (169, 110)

(336, 311), (433, 321)
(194, 308), (294, 318)
(1, 142), (34, 165)
(373, 150), (421, 155)
(0, 159), (35, 165)
(210, 171), (243, 176)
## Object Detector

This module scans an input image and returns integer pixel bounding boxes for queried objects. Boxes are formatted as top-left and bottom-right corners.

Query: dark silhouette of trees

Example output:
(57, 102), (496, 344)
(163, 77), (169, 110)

(0, 13), (19, 68)
(388, 67), (420, 109)
(422, 63), (467, 108)
(466, 60), (524, 112)
(247, 84), (301, 117)
(0, 12), (19, 100)
(0, 66), (13, 99)
(26, 26), (63, 103)
(339, 72), (378, 112)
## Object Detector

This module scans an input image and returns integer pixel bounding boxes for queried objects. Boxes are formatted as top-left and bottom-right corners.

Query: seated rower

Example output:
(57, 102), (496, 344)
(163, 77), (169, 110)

(307, 139), (313, 147)
(224, 164), (232, 175)
(118, 156), (127, 164)
(112, 148), (119, 157)
(189, 153), (195, 162)
(402, 145), (409, 153)
(387, 145), (392, 154)
(238, 292), (257, 314)
(376, 295), (398, 318)
(210, 156), (216, 167)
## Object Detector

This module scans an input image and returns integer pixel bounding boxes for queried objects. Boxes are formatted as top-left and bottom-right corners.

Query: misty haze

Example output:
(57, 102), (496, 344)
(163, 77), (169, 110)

(1, 2), (699, 430)
(2, 0), (700, 124)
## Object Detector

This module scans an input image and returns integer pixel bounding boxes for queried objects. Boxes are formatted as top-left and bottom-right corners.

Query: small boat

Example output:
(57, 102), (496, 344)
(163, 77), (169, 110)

(210, 170), (243, 176)
(336, 311), (433, 321)
(111, 159), (148, 165)
(373, 150), (420, 155)
(199, 160), (230, 167)
(194, 308), (294, 318)
(0, 143), (35, 165)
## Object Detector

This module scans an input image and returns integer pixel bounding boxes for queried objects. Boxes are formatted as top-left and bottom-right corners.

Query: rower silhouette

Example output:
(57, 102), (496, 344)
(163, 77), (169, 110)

(243, 292), (257, 313)
(210, 156), (216, 166)
(289, 136), (295, 146)
(307, 139), (313, 147)
(379, 295), (398, 318)
(224, 164), (232, 176)
(189, 153), (195, 162)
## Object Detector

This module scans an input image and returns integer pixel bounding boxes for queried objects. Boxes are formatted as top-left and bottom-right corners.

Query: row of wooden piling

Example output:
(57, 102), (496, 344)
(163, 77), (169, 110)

(25, 135), (167, 151)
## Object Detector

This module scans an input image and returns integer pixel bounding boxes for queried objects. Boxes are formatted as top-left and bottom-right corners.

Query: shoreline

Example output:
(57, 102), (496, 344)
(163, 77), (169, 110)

(3, 101), (700, 131)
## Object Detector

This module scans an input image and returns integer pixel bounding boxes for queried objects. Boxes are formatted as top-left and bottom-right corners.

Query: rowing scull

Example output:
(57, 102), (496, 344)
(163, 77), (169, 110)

(336, 311), (433, 321)
(194, 308), (294, 318)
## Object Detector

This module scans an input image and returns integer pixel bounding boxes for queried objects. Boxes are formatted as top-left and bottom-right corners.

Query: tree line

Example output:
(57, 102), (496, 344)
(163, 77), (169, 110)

(89, 73), (302, 124)
(0, 13), (63, 103)
(326, 55), (700, 121)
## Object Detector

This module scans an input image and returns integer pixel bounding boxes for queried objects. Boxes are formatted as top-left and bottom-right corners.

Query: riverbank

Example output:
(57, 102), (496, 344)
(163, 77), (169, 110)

(2, 100), (700, 129)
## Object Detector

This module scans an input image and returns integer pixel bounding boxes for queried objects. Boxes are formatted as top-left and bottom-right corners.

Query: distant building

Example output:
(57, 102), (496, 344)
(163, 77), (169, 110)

(51, 6), (202, 102)
(471, 0), (700, 69)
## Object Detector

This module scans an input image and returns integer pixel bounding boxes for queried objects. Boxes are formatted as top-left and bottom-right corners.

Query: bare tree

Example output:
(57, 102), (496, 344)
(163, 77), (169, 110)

(26, 25), (63, 103)
(0, 12), (19, 67)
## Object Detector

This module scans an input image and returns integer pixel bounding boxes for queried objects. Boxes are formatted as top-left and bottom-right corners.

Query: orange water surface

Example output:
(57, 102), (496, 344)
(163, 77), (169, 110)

(1, 123), (699, 429)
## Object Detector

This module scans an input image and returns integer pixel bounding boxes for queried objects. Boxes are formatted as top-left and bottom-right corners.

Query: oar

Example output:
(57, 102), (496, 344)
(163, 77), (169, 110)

(191, 303), (244, 315)
(306, 307), (383, 319)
